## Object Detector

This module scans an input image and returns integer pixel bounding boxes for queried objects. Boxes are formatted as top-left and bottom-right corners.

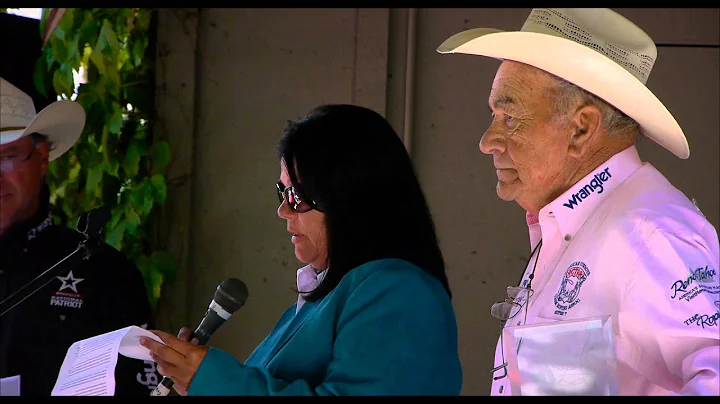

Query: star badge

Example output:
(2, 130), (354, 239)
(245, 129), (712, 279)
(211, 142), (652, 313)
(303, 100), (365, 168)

(57, 270), (85, 293)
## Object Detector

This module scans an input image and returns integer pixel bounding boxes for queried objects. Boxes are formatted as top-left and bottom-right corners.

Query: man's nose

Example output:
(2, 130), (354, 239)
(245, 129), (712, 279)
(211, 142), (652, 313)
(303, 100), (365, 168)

(479, 127), (506, 155)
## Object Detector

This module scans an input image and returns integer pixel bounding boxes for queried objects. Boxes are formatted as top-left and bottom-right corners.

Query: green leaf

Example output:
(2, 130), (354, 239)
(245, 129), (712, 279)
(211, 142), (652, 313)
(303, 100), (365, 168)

(89, 45), (106, 76)
(150, 174), (167, 205)
(52, 63), (74, 96)
(33, 56), (48, 98)
(85, 165), (103, 196)
(39, 8), (51, 37)
(48, 150), (70, 181)
(107, 206), (123, 230)
(43, 43), (55, 72)
(68, 33), (82, 67)
(142, 195), (154, 215)
(99, 19), (120, 54)
(148, 141), (171, 170)
(131, 35), (148, 67)
(147, 268), (164, 308)
(58, 9), (74, 39)
(77, 14), (100, 50)
(125, 208), (141, 227)
(105, 219), (127, 250)
(107, 103), (124, 135)
(123, 141), (142, 177)
(51, 39), (68, 67)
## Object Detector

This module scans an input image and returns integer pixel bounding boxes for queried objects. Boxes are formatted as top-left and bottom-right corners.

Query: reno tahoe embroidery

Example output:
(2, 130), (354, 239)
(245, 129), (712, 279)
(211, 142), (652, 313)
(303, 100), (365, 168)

(670, 265), (719, 302)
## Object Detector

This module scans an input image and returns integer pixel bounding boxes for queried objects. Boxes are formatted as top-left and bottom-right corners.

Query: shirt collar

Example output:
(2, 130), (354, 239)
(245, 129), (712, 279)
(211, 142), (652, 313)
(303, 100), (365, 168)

(296, 264), (327, 294)
(535, 145), (644, 240)
(0, 184), (53, 247)
(296, 264), (327, 313)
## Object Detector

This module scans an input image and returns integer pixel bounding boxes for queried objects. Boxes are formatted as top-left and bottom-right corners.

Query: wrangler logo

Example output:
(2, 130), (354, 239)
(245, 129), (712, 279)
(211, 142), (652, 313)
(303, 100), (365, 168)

(563, 168), (612, 210)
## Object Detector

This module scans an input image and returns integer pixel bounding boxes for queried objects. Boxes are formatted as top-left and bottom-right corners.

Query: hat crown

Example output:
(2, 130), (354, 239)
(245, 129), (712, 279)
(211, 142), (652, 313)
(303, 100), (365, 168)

(0, 77), (37, 130)
(521, 8), (657, 84)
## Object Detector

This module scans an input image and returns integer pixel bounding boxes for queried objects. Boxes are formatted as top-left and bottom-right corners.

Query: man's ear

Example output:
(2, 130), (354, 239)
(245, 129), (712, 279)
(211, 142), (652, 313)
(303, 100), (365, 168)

(568, 104), (603, 158)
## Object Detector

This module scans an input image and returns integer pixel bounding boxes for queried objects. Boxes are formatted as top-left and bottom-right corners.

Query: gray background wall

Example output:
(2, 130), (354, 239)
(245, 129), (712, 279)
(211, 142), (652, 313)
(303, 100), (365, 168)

(153, 8), (719, 395)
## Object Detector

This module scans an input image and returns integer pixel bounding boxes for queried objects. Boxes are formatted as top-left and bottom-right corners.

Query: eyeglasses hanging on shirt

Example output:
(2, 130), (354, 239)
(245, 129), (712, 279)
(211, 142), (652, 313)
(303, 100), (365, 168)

(489, 239), (543, 382)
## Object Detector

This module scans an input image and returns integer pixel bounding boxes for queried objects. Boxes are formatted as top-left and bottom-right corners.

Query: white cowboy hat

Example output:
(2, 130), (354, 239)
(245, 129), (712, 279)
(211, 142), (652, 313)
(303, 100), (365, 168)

(1, 76), (86, 161)
(436, 8), (689, 159)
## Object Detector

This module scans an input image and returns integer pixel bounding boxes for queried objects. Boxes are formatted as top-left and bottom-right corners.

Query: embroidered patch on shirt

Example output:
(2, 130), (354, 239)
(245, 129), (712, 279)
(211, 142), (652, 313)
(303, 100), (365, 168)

(683, 303), (720, 329)
(50, 270), (85, 309)
(669, 265), (719, 302)
(562, 167), (612, 210)
(554, 261), (590, 315)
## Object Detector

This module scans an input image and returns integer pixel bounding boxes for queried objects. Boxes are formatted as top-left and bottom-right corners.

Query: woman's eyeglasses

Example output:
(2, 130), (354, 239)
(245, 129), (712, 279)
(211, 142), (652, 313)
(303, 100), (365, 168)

(276, 182), (317, 213)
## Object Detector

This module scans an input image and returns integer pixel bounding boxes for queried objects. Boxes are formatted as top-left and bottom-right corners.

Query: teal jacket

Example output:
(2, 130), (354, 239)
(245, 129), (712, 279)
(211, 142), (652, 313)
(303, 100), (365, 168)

(188, 258), (463, 396)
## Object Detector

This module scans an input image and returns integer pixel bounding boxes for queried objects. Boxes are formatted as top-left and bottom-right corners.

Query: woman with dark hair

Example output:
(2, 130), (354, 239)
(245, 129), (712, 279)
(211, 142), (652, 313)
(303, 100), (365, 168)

(140, 104), (463, 396)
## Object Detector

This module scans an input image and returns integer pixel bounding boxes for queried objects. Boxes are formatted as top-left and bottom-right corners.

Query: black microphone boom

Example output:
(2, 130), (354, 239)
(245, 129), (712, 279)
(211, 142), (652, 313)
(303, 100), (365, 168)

(150, 278), (249, 396)
(0, 206), (111, 318)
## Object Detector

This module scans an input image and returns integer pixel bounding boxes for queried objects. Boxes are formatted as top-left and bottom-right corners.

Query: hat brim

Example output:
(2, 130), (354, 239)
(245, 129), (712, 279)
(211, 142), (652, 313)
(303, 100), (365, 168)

(0, 100), (86, 161)
(437, 29), (689, 159)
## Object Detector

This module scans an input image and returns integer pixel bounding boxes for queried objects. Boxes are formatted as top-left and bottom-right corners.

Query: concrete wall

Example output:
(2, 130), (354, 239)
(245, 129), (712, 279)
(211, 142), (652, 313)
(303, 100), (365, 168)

(154, 8), (719, 395)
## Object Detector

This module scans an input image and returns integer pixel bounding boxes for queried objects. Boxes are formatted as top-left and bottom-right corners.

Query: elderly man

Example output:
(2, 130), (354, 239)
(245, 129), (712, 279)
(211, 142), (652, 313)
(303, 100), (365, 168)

(0, 38), (161, 395)
(438, 8), (719, 396)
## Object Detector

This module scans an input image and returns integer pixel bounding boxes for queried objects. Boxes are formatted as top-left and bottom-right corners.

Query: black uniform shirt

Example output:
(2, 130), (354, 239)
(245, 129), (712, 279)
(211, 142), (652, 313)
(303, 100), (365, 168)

(0, 195), (161, 396)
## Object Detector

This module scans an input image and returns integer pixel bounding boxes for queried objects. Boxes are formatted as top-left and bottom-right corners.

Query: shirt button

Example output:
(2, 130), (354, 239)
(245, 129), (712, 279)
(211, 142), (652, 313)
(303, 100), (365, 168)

(564, 234), (572, 241)
(0, 269), (3, 275)
(517, 321), (521, 325)
(23, 248), (28, 253)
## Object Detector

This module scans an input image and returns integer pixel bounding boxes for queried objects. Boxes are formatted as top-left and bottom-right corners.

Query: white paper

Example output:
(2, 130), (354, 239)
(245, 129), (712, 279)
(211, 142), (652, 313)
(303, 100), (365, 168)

(503, 315), (618, 396)
(0, 375), (21, 396)
(51, 326), (164, 396)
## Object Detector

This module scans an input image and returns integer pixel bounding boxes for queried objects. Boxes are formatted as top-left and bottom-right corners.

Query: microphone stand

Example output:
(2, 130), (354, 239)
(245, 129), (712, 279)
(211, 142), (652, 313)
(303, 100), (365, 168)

(0, 207), (109, 318)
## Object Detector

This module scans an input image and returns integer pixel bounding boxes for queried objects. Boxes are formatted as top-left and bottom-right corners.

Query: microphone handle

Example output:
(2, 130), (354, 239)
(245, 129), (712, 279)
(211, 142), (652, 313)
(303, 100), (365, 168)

(149, 314), (218, 396)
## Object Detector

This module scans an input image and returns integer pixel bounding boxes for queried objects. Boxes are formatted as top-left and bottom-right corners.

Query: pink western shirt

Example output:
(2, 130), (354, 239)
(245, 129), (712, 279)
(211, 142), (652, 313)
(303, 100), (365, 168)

(490, 145), (720, 396)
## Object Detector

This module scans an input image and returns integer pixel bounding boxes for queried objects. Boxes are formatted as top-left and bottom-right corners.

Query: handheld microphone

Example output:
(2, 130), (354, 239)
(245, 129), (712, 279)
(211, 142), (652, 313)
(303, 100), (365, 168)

(150, 278), (249, 396)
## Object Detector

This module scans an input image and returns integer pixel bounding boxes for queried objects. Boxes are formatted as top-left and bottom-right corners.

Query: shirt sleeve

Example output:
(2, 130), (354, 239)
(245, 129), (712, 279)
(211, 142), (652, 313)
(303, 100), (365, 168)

(187, 267), (463, 396)
(621, 227), (720, 396)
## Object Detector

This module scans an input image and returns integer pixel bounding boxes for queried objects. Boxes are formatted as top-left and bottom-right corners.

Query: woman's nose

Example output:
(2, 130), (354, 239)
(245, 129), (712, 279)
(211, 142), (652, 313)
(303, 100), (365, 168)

(277, 199), (293, 219)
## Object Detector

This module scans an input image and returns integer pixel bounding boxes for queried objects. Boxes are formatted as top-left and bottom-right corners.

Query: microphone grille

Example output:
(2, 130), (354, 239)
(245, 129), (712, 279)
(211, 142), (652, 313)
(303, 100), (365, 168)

(214, 278), (249, 313)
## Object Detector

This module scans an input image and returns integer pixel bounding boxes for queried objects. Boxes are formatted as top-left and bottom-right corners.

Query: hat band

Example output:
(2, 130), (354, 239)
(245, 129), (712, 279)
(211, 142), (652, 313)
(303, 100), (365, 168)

(0, 126), (27, 132)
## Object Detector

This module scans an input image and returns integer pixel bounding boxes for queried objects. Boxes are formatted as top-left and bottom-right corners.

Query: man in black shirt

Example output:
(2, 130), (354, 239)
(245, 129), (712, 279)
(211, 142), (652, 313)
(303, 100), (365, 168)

(0, 13), (160, 396)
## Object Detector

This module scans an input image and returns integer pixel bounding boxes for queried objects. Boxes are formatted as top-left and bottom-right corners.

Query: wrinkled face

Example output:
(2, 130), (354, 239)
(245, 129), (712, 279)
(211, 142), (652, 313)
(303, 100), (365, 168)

(0, 135), (49, 235)
(479, 61), (575, 214)
(276, 161), (328, 270)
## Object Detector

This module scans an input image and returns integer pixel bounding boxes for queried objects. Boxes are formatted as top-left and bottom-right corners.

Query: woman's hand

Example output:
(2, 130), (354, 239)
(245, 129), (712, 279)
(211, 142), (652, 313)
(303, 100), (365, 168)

(140, 328), (208, 396)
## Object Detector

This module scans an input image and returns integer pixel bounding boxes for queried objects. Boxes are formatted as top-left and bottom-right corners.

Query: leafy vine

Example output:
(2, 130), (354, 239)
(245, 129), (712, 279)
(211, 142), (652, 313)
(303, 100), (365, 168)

(2, 8), (176, 310)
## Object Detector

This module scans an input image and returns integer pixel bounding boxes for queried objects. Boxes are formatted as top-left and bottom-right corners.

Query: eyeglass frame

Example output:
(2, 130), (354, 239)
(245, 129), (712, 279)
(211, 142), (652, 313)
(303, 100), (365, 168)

(0, 133), (43, 173)
(489, 239), (543, 382)
(276, 181), (320, 213)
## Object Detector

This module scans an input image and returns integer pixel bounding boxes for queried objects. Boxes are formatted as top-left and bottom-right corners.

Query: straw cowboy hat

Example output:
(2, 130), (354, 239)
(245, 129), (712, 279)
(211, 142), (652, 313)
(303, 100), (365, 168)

(1, 77), (86, 161)
(437, 8), (689, 159)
